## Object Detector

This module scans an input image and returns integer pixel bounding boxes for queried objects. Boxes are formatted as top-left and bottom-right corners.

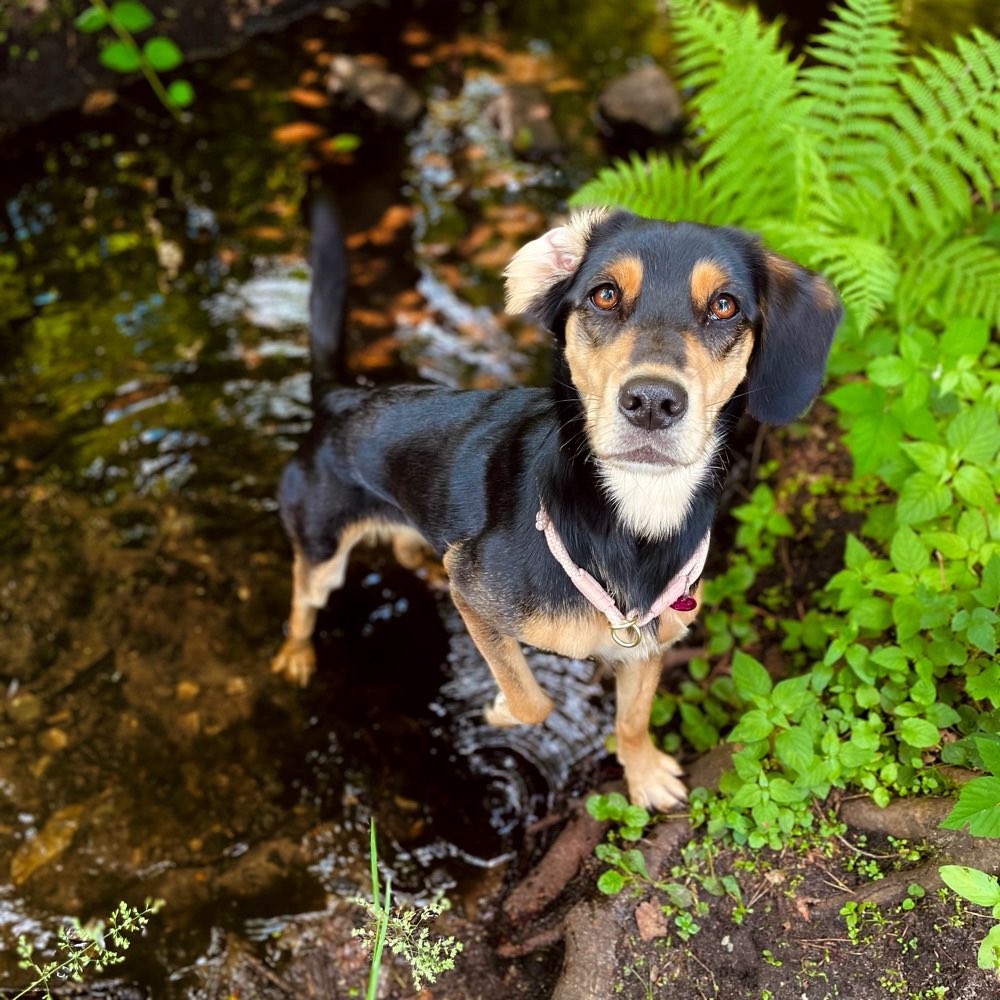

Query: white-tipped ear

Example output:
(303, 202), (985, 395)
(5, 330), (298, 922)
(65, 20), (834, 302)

(503, 207), (609, 316)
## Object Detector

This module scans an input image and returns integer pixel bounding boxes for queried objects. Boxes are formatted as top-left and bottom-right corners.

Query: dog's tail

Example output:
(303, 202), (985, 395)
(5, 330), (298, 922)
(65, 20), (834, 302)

(306, 189), (349, 399)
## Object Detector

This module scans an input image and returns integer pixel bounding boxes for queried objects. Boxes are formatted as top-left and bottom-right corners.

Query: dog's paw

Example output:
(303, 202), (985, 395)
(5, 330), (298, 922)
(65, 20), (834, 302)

(483, 691), (553, 727)
(271, 637), (316, 687)
(623, 748), (687, 812)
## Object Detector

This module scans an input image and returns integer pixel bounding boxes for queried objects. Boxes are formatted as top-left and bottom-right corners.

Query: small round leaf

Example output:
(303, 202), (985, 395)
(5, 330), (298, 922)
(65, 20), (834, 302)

(75, 6), (108, 32)
(99, 40), (142, 72)
(167, 79), (195, 108)
(597, 870), (625, 895)
(143, 36), (183, 71)
(111, 1), (155, 32)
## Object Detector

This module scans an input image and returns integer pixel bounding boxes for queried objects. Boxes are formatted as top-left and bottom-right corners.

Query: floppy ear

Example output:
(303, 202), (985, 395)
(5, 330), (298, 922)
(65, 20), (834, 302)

(503, 208), (609, 330)
(746, 253), (843, 425)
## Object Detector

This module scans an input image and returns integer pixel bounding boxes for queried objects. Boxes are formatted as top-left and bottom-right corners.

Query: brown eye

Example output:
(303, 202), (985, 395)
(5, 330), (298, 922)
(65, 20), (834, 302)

(709, 293), (739, 320)
(589, 284), (620, 311)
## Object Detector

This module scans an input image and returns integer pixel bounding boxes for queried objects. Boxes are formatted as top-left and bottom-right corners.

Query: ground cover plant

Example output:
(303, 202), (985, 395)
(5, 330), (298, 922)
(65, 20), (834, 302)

(571, 0), (1000, 979)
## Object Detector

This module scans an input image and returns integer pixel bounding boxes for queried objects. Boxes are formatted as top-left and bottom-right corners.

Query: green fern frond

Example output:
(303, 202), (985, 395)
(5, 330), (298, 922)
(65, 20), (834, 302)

(873, 29), (1000, 240)
(896, 236), (1000, 327)
(569, 152), (714, 222)
(669, 0), (803, 222)
(755, 221), (899, 331)
(800, 0), (904, 184)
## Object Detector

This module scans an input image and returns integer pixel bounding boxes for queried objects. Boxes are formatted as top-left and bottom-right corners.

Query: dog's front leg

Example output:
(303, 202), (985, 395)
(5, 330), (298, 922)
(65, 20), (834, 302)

(615, 657), (687, 810)
(449, 586), (554, 727)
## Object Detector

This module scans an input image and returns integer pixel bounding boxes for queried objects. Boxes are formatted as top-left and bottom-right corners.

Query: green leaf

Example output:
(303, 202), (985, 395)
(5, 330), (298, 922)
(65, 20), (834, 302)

(729, 709), (774, 743)
(597, 869), (626, 895)
(99, 39), (142, 72)
(975, 737), (1000, 777)
(941, 317), (990, 358)
(730, 651), (772, 701)
(968, 621), (997, 656)
(166, 78), (195, 108)
(868, 355), (912, 386)
(899, 441), (948, 476)
(330, 132), (362, 152)
(75, 6), (108, 31)
(946, 404), (1000, 465)
(771, 676), (812, 716)
(890, 526), (928, 574)
(954, 465), (996, 508)
(978, 923), (1000, 971)
(111, 1), (154, 32)
(142, 36), (183, 71)
(622, 805), (650, 831)
(851, 597), (892, 630)
(897, 472), (952, 525)
(899, 717), (940, 748)
(939, 776), (1000, 837)
(939, 865), (1000, 906)
(774, 727), (815, 773)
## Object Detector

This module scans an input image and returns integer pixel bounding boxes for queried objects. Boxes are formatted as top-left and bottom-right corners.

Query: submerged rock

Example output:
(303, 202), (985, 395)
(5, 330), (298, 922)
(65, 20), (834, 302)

(597, 62), (683, 146)
(326, 54), (423, 128)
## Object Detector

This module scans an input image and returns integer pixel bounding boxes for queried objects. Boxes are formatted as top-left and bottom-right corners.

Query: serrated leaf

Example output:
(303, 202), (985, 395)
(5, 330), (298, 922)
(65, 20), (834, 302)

(731, 651), (772, 701)
(954, 465), (996, 508)
(975, 738), (1000, 777)
(890, 526), (928, 574)
(75, 6), (108, 31)
(947, 404), (1000, 465)
(774, 726), (815, 773)
(729, 709), (774, 743)
(142, 36), (183, 71)
(897, 472), (952, 525)
(939, 776), (1000, 836)
(941, 317), (990, 358)
(899, 441), (948, 475)
(111, 1), (154, 32)
(868, 355), (912, 386)
(899, 717), (940, 748)
(939, 865), (1000, 906)
(99, 39), (142, 72)
(771, 676), (812, 716)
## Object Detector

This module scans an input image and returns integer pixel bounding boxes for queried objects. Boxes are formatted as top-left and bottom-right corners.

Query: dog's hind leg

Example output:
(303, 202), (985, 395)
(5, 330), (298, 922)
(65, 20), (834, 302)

(614, 656), (687, 810)
(271, 549), (348, 686)
(448, 585), (554, 727)
(271, 519), (380, 686)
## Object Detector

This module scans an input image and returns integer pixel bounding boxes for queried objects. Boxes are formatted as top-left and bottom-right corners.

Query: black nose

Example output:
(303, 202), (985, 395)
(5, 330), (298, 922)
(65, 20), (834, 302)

(617, 377), (689, 430)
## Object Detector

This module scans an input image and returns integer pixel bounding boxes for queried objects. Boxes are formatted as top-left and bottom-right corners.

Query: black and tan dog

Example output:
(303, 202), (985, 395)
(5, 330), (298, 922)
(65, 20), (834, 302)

(272, 199), (841, 810)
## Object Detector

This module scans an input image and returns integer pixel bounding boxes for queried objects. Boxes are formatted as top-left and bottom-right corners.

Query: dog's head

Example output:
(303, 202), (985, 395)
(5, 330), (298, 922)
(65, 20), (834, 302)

(505, 208), (841, 473)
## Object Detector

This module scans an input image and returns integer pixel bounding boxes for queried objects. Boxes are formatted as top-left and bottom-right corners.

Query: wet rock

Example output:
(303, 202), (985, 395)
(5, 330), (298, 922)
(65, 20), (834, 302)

(485, 83), (562, 159)
(38, 726), (68, 752)
(6, 690), (43, 728)
(10, 802), (85, 885)
(597, 63), (684, 147)
(327, 54), (423, 128)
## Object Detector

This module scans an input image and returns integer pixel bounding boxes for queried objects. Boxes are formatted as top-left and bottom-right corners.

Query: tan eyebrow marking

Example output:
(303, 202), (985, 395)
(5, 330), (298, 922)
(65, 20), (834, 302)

(690, 258), (728, 311)
(605, 254), (644, 305)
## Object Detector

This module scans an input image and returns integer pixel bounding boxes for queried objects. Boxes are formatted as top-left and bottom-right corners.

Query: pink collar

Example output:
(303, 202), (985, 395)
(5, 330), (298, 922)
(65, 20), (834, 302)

(535, 503), (710, 648)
